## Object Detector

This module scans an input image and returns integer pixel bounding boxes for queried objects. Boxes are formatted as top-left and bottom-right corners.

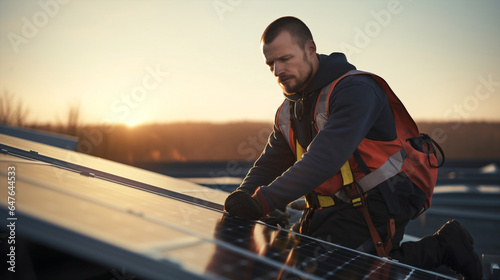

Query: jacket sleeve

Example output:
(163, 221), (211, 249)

(254, 76), (391, 212)
(236, 113), (297, 203)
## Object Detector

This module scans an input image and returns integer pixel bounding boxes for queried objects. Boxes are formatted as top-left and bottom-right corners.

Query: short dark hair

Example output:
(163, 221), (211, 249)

(261, 16), (313, 49)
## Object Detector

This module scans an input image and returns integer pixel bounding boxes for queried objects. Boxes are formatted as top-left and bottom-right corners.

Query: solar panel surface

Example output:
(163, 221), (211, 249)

(0, 134), (456, 279)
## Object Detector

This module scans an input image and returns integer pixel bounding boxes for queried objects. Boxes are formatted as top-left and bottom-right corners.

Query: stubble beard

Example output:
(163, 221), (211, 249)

(282, 54), (314, 95)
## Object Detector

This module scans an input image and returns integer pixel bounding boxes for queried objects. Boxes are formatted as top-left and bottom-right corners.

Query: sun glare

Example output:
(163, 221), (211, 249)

(125, 119), (141, 128)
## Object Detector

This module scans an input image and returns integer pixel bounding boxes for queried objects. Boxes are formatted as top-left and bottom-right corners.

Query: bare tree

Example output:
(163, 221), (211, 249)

(66, 100), (81, 136)
(0, 90), (30, 126)
(14, 101), (29, 126)
(0, 90), (14, 124)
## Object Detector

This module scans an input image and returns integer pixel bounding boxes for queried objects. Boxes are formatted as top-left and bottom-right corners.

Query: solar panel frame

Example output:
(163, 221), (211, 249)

(0, 142), (224, 211)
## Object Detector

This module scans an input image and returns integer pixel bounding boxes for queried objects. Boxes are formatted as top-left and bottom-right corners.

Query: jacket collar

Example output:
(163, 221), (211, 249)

(285, 52), (356, 102)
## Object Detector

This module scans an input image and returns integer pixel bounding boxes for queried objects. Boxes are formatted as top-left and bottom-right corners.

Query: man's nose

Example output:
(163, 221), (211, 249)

(273, 62), (284, 77)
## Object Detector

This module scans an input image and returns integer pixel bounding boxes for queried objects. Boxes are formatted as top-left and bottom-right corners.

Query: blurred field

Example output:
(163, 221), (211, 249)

(25, 121), (500, 165)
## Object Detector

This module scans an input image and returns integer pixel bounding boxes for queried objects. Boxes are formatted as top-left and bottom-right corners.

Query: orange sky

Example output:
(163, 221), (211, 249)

(1, 0), (499, 126)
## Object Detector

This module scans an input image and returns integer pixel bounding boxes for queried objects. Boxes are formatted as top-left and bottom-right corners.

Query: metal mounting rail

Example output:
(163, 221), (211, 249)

(0, 144), (224, 211)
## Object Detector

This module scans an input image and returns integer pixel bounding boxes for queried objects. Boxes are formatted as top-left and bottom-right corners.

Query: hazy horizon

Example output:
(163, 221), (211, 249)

(8, 118), (500, 129)
(7, 120), (498, 162)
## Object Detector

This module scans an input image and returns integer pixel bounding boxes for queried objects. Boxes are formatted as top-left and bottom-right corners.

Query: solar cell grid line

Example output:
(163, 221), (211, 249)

(164, 240), (316, 280)
(295, 245), (393, 279)
(0, 143), (224, 211)
(224, 222), (457, 277)
(249, 214), (456, 280)
(192, 217), (324, 280)
(263, 228), (457, 280)
(289, 243), (369, 279)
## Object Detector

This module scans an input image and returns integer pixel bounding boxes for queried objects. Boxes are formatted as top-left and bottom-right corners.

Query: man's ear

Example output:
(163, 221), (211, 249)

(305, 39), (316, 56)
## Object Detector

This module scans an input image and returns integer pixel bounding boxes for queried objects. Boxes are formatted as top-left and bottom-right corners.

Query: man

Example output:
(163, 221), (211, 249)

(224, 16), (482, 279)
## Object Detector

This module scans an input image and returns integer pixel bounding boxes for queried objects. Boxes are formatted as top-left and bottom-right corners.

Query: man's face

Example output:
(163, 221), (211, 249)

(262, 31), (315, 95)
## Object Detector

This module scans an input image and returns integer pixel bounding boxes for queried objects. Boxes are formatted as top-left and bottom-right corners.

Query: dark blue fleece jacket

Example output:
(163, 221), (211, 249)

(238, 53), (403, 213)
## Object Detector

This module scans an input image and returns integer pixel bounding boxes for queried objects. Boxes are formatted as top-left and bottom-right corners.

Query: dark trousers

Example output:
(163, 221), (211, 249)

(303, 188), (443, 270)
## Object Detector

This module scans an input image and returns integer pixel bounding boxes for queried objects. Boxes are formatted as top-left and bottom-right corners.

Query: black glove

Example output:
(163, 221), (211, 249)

(261, 209), (289, 228)
(224, 190), (263, 220)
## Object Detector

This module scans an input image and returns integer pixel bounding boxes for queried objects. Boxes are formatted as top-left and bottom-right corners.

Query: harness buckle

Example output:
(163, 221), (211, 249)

(351, 196), (363, 208)
(344, 183), (365, 208)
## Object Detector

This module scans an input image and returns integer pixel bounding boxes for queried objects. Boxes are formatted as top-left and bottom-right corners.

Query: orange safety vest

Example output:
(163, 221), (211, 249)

(276, 70), (439, 216)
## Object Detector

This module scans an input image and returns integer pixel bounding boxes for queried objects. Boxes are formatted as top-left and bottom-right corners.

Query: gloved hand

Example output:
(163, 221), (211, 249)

(224, 190), (263, 220)
(261, 209), (289, 228)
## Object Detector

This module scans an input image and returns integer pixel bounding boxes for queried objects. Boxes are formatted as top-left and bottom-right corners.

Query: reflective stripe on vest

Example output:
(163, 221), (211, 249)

(277, 100), (294, 150)
(356, 148), (406, 192)
(313, 81), (332, 131)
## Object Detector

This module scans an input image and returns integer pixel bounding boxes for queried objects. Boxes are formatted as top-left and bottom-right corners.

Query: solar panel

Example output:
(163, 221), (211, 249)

(0, 134), (227, 208)
(0, 134), (456, 279)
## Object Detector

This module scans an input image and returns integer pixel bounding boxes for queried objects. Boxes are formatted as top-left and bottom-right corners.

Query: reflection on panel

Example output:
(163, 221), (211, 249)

(0, 137), (455, 279)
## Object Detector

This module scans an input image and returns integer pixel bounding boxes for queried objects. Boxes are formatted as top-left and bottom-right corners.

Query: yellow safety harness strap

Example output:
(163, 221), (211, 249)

(295, 139), (304, 161)
(298, 141), (337, 209)
(297, 140), (353, 186)
(339, 161), (354, 186)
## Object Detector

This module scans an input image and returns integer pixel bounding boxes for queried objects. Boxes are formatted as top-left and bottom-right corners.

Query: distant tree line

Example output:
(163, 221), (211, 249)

(417, 122), (500, 161)
(60, 121), (500, 164)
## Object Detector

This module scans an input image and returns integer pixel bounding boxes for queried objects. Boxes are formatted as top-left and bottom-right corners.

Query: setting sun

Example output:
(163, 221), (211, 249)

(125, 119), (142, 128)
